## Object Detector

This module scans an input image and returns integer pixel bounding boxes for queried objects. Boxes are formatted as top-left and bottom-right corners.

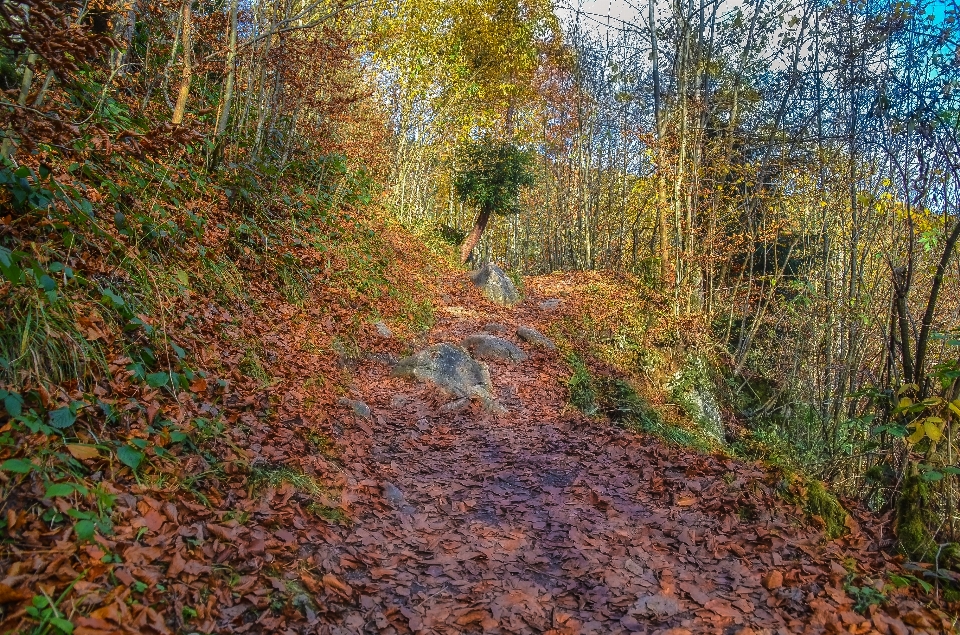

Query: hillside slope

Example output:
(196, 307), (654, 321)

(0, 192), (954, 634)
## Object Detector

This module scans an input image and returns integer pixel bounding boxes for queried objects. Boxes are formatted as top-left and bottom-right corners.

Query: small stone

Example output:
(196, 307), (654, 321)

(368, 352), (398, 366)
(539, 298), (560, 309)
(373, 321), (392, 338)
(516, 326), (556, 350)
(382, 481), (405, 506)
(439, 397), (471, 413)
(338, 398), (371, 419)
(482, 323), (510, 335)
(462, 333), (527, 362)
(382, 481), (415, 514)
(624, 558), (644, 576)
(631, 594), (681, 619)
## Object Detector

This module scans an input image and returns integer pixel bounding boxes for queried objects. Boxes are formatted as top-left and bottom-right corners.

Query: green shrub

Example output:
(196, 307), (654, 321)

(566, 353), (598, 415)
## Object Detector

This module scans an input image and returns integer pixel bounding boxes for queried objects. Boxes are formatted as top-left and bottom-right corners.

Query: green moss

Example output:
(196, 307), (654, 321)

(778, 473), (851, 539)
(603, 378), (712, 450)
(895, 474), (938, 561)
(804, 480), (850, 539)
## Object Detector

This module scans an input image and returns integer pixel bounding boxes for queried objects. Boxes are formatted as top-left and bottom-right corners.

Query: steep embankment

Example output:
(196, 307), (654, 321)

(0, 191), (954, 634)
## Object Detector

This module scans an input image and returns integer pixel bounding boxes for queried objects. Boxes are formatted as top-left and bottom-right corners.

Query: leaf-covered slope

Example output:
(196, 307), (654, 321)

(0, 162), (955, 633)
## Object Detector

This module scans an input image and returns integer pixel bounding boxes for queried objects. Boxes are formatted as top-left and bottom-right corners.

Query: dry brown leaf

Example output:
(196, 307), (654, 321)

(0, 583), (32, 603)
(66, 444), (100, 460)
(762, 570), (783, 590)
(322, 573), (353, 598)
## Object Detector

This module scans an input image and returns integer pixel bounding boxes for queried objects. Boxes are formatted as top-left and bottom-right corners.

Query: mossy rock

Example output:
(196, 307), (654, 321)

(780, 475), (850, 539)
(803, 480), (849, 539)
(668, 355), (725, 443)
(565, 356), (710, 450)
(894, 476), (960, 571)
(895, 474), (939, 561)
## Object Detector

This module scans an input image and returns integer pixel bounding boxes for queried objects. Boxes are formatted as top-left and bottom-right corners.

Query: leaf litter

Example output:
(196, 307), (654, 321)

(1, 251), (956, 634)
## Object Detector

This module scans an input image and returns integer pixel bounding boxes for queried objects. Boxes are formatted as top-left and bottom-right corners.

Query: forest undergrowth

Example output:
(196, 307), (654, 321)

(2, 0), (960, 632)
(0, 151), (957, 633)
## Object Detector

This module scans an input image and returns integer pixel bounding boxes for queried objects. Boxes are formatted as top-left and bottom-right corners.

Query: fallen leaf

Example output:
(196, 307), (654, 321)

(323, 573), (353, 599)
(0, 583), (32, 603)
(762, 570), (783, 590)
(66, 444), (100, 460)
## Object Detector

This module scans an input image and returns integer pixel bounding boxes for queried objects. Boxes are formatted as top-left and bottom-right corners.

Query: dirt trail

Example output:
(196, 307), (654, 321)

(317, 280), (948, 635)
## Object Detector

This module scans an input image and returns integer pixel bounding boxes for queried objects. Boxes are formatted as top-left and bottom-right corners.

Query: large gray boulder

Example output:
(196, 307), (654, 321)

(462, 333), (527, 363)
(392, 343), (494, 402)
(470, 263), (520, 305)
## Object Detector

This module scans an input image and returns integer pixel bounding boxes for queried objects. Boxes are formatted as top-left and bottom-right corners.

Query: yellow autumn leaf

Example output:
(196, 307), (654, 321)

(950, 400), (960, 418)
(897, 397), (913, 411)
(924, 418), (943, 443)
(66, 444), (100, 460)
(906, 424), (926, 445)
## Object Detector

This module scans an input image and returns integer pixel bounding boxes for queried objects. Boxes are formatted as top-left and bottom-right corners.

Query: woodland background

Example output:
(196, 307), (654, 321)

(1, 0), (960, 630)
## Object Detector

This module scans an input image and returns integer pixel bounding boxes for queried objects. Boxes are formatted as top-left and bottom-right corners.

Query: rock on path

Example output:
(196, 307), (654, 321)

(471, 263), (521, 306)
(462, 333), (528, 363)
(392, 343), (494, 402)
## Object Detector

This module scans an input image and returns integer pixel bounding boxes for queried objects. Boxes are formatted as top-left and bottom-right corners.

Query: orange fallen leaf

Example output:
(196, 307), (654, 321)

(66, 444), (100, 460)
(455, 609), (488, 625)
(322, 573), (353, 598)
(762, 570), (783, 590)
(167, 552), (186, 577)
(0, 583), (32, 603)
(300, 571), (323, 594)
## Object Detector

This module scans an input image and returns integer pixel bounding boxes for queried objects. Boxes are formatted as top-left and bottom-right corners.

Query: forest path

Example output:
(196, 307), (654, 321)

(321, 276), (937, 635)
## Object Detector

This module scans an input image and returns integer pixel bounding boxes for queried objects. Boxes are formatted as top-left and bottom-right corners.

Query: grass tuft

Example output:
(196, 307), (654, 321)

(0, 289), (106, 390)
(566, 353), (598, 415)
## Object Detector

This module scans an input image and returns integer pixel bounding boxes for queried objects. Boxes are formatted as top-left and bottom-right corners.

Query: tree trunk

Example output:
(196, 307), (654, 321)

(207, 0), (239, 170)
(172, 0), (192, 125)
(1, 52), (38, 159)
(460, 206), (493, 265)
(913, 220), (960, 388)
